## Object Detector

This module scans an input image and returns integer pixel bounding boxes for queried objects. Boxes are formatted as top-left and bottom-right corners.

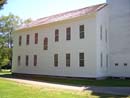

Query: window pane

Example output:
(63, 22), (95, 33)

(18, 56), (21, 66)
(101, 53), (103, 67)
(55, 29), (59, 42)
(100, 25), (102, 40)
(79, 53), (84, 67)
(66, 27), (71, 40)
(35, 33), (38, 44)
(80, 25), (84, 39)
(66, 53), (70, 67)
(34, 55), (37, 66)
(25, 55), (29, 66)
(44, 37), (48, 50)
(54, 54), (58, 67)
(19, 36), (22, 46)
(26, 34), (30, 45)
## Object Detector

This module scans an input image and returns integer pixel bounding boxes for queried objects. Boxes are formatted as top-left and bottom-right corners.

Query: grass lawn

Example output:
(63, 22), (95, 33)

(0, 78), (129, 98)
(0, 70), (130, 87)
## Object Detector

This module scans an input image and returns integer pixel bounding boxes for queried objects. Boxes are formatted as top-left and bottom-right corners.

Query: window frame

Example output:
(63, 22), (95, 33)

(66, 53), (70, 67)
(18, 56), (21, 66)
(26, 34), (30, 45)
(19, 36), (22, 46)
(66, 27), (71, 40)
(55, 29), (59, 42)
(79, 25), (85, 39)
(54, 54), (58, 67)
(34, 55), (37, 66)
(79, 52), (84, 67)
(44, 37), (48, 50)
(35, 33), (38, 44)
(25, 55), (29, 66)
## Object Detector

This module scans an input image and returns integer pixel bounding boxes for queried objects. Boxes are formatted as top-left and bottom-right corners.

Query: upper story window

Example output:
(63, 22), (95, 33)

(35, 33), (38, 44)
(54, 54), (58, 67)
(26, 34), (30, 45)
(25, 55), (29, 66)
(66, 53), (70, 67)
(44, 37), (48, 50)
(55, 29), (59, 42)
(79, 25), (84, 39)
(100, 25), (102, 40)
(79, 52), (84, 67)
(34, 55), (37, 66)
(19, 36), (22, 46)
(17, 56), (21, 66)
(66, 27), (71, 40)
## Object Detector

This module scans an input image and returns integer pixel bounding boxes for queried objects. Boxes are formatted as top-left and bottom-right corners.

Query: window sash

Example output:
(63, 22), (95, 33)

(79, 53), (84, 67)
(66, 54), (70, 67)
(26, 35), (30, 45)
(80, 25), (84, 39)
(25, 55), (29, 66)
(18, 56), (21, 66)
(35, 33), (38, 44)
(34, 55), (37, 66)
(19, 36), (22, 46)
(55, 29), (59, 42)
(54, 54), (58, 67)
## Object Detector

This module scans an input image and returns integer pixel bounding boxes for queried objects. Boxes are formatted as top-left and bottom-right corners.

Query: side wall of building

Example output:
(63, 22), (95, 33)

(96, 6), (109, 77)
(107, 0), (130, 77)
(12, 15), (99, 78)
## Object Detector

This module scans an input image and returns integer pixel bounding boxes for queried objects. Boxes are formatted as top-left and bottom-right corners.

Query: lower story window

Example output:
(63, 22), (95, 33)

(18, 56), (21, 66)
(34, 55), (37, 66)
(79, 53), (84, 67)
(66, 53), (70, 67)
(25, 55), (29, 66)
(54, 54), (58, 67)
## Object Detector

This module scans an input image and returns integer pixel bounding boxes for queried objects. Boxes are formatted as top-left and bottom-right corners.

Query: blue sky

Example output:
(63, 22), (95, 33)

(0, 0), (106, 20)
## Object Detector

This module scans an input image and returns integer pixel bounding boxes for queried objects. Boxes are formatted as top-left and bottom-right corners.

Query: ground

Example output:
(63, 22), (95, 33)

(0, 70), (130, 98)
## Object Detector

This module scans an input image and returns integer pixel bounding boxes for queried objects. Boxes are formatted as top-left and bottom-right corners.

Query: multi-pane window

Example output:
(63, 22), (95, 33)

(79, 25), (84, 39)
(34, 55), (37, 66)
(26, 34), (30, 45)
(79, 53), (84, 67)
(66, 53), (70, 67)
(44, 37), (48, 50)
(17, 56), (21, 66)
(55, 29), (59, 42)
(100, 53), (103, 67)
(54, 54), (58, 67)
(19, 36), (22, 46)
(35, 33), (38, 44)
(25, 55), (29, 66)
(66, 27), (71, 40)
(100, 25), (102, 40)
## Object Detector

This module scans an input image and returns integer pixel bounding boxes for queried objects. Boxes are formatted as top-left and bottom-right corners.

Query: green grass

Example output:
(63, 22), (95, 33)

(0, 70), (130, 87)
(0, 78), (129, 98)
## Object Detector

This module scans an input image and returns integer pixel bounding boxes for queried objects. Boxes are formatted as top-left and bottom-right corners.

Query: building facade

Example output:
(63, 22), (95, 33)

(12, 0), (130, 78)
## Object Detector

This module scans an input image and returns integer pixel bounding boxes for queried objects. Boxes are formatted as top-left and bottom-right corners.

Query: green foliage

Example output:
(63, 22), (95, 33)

(0, 78), (127, 98)
(0, 0), (7, 10)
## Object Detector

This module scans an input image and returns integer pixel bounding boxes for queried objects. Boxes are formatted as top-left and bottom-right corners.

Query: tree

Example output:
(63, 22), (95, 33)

(0, 0), (7, 10)
(0, 13), (23, 48)
(0, 35), (11, 71)
(0, 13), (32, 69)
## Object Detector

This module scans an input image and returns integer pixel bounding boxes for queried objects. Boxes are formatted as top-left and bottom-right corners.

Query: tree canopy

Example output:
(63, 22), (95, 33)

(0, 13), (32, 69)
(0, 0), (7, 10)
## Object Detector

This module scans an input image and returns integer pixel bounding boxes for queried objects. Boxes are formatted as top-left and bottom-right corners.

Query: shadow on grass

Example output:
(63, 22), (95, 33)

(0, 72), (130, 98)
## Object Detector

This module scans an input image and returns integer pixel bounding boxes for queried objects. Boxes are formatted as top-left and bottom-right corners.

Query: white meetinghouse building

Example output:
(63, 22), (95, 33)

(12, 0), (130, 78)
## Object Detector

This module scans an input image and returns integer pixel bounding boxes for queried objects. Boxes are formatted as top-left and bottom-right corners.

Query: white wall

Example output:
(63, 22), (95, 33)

(107, 0), (130, 77)
(96, 5), (109, 77)
(12, 15), (99, 78)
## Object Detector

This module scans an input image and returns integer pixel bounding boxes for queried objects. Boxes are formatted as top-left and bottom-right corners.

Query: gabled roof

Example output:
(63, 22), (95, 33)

(18, 3), (107, 30)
